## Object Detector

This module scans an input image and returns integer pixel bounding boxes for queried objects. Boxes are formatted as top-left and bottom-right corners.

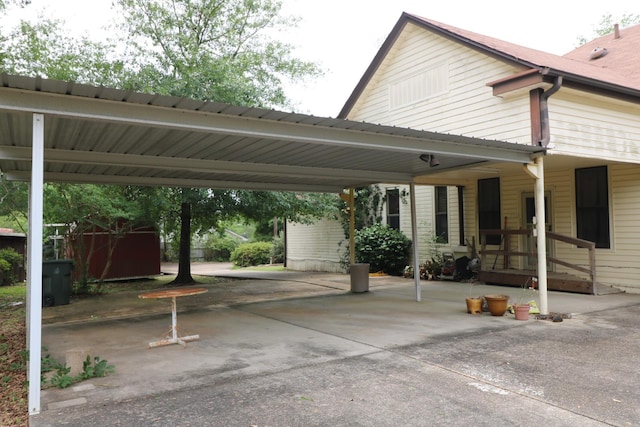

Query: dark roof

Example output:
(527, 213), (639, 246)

(563, 23), (640, 84)
(339, 13), (640, 118)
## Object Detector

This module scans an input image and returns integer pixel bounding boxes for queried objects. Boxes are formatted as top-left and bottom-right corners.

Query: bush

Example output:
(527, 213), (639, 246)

(205, 234), (240, 261)
(271, 235), (284, 264)
(230, 242), (273, 267)
(0, 248), (21, 286)
(355, 224), (412, 276)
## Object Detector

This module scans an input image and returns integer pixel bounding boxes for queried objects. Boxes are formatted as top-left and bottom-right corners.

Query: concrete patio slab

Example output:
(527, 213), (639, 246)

(31, 266), (640, 426)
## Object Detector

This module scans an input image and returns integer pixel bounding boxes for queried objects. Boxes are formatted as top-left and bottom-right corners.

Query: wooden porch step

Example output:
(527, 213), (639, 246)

(476, 269), (623, 295)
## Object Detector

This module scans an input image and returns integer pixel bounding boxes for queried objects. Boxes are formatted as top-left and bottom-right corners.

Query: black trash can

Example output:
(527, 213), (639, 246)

(350, 263), (370, 293)
(42, 260), (73, 307)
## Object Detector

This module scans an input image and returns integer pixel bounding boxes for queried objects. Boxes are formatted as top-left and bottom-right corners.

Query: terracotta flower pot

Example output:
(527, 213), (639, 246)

(465, 297), (482, 315)
(484, 294), (509, 316)
(513, 304), (530, 320)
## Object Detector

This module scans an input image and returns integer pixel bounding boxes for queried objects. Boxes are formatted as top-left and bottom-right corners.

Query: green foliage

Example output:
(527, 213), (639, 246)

(0, 248), (21, 286)
(42, 184), (164, 290)
(40, 348), (114, 389)
(0, 175), (28, 233)
(114, 0), (322, 107)
(271, 235), (284, 264)
(354, 224), (412, 276)
(336, 185), (385, 238)
(1, 18), (129, 86)
(0, 282), (25, 301)
(48, 366), (74, 389)
(238, 192), (336, 225)
(1, 0), (329, 284)
(230, 241), (273, 267)
(40, 348), (61, 374)
(577, 13), (640, 45)
(80, 355), (115, 379)
(204, 233), (240, 262)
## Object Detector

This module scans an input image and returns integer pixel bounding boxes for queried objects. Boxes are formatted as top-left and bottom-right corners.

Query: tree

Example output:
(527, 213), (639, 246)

(576, 13), (640, 45)
(0, 174), (29, 232)
(159, 189), (335, 284)
(1, 19), (127, 84)
(160, 188), (240, 284)
(112, 0), (326, 284)
(1, 0), (330, 285)
(113, 0), (321, 107)
(43, 184), (166, 292)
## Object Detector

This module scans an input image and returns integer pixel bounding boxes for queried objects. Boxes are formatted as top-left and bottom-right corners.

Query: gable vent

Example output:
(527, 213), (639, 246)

(389, 63), (449, 110)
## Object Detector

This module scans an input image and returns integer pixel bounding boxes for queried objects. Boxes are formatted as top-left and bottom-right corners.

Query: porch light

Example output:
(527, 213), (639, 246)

(419, 153), (440, 167)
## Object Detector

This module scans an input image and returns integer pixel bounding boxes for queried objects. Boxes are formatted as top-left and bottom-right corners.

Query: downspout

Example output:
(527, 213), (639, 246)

(538, 75), (563, 146)
(528, 73), (561, 316)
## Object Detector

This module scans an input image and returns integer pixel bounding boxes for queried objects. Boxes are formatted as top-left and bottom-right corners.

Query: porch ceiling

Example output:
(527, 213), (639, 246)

(0, 74), (545, 192)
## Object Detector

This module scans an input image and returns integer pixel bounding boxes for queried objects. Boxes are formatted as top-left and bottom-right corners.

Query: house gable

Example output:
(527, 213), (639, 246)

(346, 21), (533, 145)
(341, 13), (640, 120)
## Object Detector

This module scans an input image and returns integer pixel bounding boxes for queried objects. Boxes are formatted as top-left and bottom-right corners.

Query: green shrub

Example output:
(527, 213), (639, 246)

(0, 248), (21, 286)
(271, 235), (284, 264)
(230, 242), (273, 267)
(355, 224), (412, 276)
(205, 234), (240, 261)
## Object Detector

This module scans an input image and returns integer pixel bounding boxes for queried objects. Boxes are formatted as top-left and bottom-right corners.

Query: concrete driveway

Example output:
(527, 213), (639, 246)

(31, 265), (640, 426)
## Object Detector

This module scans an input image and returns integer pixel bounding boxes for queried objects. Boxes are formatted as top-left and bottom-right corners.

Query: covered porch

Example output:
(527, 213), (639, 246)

(476, 228), (622, 295)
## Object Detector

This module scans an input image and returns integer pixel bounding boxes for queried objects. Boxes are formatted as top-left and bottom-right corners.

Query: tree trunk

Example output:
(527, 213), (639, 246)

(171, 201), (194, 285)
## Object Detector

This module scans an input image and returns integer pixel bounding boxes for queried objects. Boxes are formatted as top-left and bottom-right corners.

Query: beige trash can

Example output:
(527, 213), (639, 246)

(350, 263), (370, 293)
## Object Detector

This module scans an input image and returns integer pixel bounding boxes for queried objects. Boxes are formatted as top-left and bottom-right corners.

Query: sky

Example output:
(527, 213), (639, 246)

(3, 0), (638, 117)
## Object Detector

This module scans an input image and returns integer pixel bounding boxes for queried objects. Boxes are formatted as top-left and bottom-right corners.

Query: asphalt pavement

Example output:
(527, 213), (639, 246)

(30, 263), (640, 426)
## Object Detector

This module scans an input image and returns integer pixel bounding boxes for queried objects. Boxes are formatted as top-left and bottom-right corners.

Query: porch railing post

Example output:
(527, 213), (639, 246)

(589, 245), (597, 295)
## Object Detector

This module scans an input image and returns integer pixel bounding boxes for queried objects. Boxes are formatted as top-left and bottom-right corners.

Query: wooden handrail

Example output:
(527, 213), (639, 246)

(479, 228), (598, 295)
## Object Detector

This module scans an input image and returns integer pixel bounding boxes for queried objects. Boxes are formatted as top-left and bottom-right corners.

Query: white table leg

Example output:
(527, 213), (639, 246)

(148, 296), (200, 348)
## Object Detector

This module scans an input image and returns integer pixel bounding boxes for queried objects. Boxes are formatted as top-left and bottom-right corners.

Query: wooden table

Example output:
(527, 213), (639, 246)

(139, 287), (208, 348)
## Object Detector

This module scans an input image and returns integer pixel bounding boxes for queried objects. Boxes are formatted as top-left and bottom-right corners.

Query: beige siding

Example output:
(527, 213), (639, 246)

(549, 90), (640, 163)
(491, 164), (640, 293)
(601, 164), (640, 292)
(349, 23), (532, 144)
(286, 219), (346, 273)
(287, 21), (640, 294)
(380, 184), (465, 264)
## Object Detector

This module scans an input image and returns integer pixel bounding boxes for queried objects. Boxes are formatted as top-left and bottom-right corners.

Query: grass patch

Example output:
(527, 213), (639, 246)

(100, 275), (232, 293)
(0, 283), (26, 301)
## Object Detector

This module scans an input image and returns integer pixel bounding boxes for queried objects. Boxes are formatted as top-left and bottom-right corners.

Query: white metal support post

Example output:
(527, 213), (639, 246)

(27, 113), (45, 415)
(524, 156), (548, 315)
(410, 183), (421, 301)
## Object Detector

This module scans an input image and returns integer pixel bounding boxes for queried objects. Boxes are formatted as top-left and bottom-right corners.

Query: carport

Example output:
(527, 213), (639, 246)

(0, 73), (545, 414)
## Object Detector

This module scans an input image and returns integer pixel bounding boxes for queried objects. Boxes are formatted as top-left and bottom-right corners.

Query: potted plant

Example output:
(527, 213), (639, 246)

(484, 294), (510, 316)
(510, 277), (539, 320)
(465, 280), (482, 315)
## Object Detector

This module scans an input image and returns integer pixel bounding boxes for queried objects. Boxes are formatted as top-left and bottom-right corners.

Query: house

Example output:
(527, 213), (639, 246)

(286, 13), (640, 294)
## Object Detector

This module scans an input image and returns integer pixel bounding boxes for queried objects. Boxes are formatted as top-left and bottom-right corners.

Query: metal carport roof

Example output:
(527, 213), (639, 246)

(0, 73), (544, 191)
(0, 73), (547, 416)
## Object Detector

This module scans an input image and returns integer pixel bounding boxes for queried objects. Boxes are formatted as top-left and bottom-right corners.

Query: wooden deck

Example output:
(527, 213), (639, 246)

(476, 269), (623, 295)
